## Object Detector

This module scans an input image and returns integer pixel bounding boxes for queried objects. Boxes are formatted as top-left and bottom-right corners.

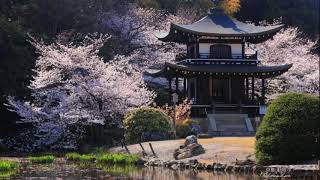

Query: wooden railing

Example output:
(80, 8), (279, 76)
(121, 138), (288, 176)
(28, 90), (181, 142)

(179, 59), (260, 66)
(176, 52), (258, 61)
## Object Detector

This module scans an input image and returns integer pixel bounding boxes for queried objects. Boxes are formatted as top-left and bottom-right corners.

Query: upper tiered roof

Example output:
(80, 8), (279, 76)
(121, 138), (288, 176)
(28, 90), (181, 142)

(159, 9), (284, 44)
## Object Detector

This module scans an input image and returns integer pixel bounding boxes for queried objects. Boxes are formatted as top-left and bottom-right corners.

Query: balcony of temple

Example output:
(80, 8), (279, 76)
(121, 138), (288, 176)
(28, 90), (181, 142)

(176, 52), (258, 62)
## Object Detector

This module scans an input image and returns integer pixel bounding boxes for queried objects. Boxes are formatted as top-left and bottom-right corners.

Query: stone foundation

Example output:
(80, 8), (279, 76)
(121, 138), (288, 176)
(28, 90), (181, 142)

(143, 159), (320, 178)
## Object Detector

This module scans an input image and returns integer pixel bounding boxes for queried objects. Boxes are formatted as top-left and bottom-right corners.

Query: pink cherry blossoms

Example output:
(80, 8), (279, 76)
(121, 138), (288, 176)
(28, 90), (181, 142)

(249, 27), (319, 98)
(5, 34), (154, 151)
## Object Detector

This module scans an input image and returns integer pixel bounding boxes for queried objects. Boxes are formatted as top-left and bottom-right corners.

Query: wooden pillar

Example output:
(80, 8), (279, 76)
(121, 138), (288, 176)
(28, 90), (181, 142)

(261, 78), (266, 105)
(242, 42), (245, 59)
(196, 43), (199, 58)
(228, 78), (232, 103)
(209, 76), (213, 100)
(239, 78), (244, 113)
(168, 78), (172, 104)
(183, 78), (187, 98)
(245, 78), (249, 103)
(251, 77), (255, 101)
(194, 77), (198, 103)
(241, 78), (245, 102)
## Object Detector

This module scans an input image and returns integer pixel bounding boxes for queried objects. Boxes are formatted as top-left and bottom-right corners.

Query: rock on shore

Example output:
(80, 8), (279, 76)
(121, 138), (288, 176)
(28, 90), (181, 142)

(173, 135), (205, 160)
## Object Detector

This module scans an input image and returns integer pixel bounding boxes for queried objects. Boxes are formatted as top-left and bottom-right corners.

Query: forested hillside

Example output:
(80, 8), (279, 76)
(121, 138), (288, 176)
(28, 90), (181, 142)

(0, 0), (319, 142)
(138, 0), (319, 39)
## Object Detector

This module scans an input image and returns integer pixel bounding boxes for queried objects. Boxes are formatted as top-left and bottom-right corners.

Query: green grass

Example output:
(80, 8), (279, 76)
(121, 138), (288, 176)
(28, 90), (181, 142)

(96, 153), (139, 165)
(65, 152), (139, 165)
(0, 160), (19, 171)
(0, 160), (19, 178)
(29, 155), (55, 164)
(65, 153), (82, 161)
(65, 153), (95, 162)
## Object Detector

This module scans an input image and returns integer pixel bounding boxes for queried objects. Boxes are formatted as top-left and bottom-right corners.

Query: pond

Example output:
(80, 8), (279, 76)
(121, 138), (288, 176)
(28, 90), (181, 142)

(2, 162), (314, 180)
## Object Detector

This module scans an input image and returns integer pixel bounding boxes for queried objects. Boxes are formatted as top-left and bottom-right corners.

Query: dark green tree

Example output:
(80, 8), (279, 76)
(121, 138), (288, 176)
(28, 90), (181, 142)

(0, 16), (36, 136)
(237, 0), (319, 39)
(256, 93), (320, 165)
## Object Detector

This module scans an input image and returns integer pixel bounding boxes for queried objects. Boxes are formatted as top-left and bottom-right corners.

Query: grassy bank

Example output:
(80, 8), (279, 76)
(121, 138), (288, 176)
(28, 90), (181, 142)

(65, 152), (140, 165)
(29, 155), (55, 164)
(0, 160), (19, 178)
(0, 160), (19, 171)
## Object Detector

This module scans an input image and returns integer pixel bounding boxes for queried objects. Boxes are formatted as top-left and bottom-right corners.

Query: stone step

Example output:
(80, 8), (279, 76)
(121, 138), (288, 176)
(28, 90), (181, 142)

(218, 127), (247, 132)
(215, 131), (255, 136)
(216, 120), (246, 125)
(206, 113), (255, 136)
(218, 124), (246, 128)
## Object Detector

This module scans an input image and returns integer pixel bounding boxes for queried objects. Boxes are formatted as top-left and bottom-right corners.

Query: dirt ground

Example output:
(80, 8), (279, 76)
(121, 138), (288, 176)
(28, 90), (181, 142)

(108, 137), (256, 164)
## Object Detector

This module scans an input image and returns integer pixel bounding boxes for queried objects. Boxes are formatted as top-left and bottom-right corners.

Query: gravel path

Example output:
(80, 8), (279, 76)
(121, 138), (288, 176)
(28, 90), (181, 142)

(108, 137), (255, 164)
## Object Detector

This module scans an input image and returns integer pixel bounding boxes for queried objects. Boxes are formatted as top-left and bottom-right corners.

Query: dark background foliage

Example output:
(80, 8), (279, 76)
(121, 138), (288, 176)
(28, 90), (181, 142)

(0, 16), (36, 137)
(0, 0), (319, 138)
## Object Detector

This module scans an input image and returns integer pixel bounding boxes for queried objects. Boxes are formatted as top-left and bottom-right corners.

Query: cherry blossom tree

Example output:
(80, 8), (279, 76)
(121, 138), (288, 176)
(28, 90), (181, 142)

(96, 4), (191, 69)
(5, 34), (154, 151)
(95, 4), (194, 91)
(248, 27), (319, 98)
(3, 4), (193, 152)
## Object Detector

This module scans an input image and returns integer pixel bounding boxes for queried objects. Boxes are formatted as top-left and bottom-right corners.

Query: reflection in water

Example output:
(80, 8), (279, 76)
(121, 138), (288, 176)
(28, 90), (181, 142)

(0, 169), (18, 178)
(7, 162), (317, 180)
(127, 166), (259, 180)
(98, 164), (139, 176)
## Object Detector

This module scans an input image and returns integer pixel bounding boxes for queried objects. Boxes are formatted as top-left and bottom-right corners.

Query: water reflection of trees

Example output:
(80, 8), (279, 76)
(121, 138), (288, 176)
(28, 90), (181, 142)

(128, 166), (257, 180)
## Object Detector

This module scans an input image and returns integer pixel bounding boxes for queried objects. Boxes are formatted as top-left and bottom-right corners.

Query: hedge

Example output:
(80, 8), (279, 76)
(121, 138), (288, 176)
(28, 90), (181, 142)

(124, 107), (171, 143)
(256, 93), (320, 165)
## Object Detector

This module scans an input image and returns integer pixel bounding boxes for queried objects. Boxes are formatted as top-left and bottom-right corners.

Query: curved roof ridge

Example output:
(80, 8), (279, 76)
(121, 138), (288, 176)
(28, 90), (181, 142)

(159, 14), (284, 43)
(145, 62), (292, 78)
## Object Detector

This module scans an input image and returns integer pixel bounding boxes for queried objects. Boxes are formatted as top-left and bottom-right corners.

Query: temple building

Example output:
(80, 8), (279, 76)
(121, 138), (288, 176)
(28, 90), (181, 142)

(147, 6), (292, 135)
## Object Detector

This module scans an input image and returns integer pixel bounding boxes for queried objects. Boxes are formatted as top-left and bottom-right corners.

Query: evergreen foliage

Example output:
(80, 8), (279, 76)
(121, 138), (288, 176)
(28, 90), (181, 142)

(237, 0), (319, 39)
(138, 0), (213, 13)
(256, 93), (320, 165)
(124, 108), (171, 143)
(0, 16), (36, 136)
(153, 87), (170, 106)
(176, 124), (192, 138)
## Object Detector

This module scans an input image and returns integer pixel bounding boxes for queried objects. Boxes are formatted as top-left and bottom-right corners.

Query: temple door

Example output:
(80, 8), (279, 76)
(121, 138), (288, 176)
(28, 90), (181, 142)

(212, 79), (227, 103)
(210, 44), (232, 59)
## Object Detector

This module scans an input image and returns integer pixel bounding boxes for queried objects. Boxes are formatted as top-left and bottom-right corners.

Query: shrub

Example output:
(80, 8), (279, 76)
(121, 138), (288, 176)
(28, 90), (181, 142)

(182, 119), (199, 126)
(256, 93), (320, 165)
(124, 107), (171, 143)
(159, 99), (192, 126)
(29, 155), (55, 164)
(176, 124), (192, 138)
(175, 99), (192, 125)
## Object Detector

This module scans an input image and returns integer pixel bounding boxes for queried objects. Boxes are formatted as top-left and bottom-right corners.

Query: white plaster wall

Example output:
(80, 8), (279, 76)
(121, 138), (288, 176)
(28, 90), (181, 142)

(199, 43), (211, 54)
(199, 43), (242, 56)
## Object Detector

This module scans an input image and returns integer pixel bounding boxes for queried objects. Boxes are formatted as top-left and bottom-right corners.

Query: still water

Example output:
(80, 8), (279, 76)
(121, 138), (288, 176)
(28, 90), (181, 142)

(2, 163), (316, 180)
